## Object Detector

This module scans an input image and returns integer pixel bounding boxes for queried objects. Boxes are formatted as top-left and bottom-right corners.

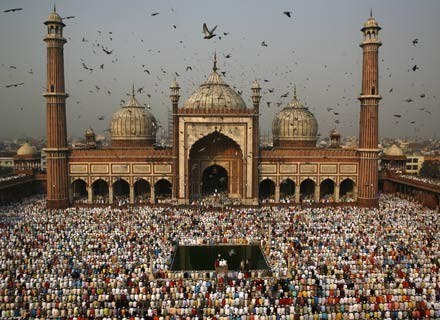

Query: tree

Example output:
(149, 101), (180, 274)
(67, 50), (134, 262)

(419, 160), (440, 179)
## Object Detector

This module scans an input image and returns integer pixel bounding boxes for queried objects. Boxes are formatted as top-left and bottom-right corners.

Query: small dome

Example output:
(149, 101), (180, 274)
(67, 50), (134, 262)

(330, 128), (340, 137)
(182, 56), (246, 111)
(362, 11), (380, 30)
(110, 86), (157, 148)
(272, 86), (318, 148)
(17, 143), (37, 156)
(364, 17), (379, 28)
(44, 6), (64, 25)
(170, 79), (180, 90)
(85, 127), (95, 136)
(384, 144), (404, 157)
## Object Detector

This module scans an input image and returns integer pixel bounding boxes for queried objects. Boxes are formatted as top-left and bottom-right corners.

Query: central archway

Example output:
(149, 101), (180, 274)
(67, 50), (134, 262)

(189, 131), (243, 200)
(201, 165), (228, 195)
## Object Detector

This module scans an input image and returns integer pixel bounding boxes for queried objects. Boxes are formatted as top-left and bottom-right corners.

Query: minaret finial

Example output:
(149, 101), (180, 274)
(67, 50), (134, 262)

(131, 84), (135, 97)
(370, 8), (373, 18)
(53, 3), (56, 12)
(293, 84), (297, 99)
(213, 51), (218, 72)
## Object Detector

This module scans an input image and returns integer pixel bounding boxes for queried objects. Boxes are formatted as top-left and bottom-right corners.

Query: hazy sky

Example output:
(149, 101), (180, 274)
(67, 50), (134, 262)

(0, 0), (439, 141)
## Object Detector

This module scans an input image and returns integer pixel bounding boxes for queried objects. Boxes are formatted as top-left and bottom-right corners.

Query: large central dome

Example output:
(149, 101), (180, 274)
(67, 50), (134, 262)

(182, 55), (247, 111)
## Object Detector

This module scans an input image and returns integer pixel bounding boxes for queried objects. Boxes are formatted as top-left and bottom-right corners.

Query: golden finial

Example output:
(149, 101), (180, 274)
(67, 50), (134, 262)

(131, 84), (135, 97)
(53, 3), (56, 12)
(293, 84), (297, 100)
(213, 51), (218, 72)
(370, 8), (373, 18)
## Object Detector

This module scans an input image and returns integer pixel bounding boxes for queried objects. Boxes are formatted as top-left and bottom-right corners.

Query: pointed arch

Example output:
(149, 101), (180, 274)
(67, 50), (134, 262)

(188, 131), (243, 200)
(300, 178), (315, 202)
(113, 178), (130, 202)
(280, 178), (295, 201)
(71, 179), (87, 203)
(92, 179), (109, 204)
(189, 131), (243, 159)
(259, 178), (275, 202)
(155, 178), (172, 203)
(340, 178), (356, 202)
(320, 178), (335, 202)
(134, 179), (151, 203)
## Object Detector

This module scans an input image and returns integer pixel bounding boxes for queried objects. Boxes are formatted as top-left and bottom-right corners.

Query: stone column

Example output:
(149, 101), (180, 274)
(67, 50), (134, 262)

(275, 179), (280, 203)
(334, 184), (340, 203)
(87, 186), (93, 204)
(314, 184), (320, 203)
(295, 185), (300, 203)
(109, 186), (114, 204)
(69, 186), (73, 204)
(150, 185), (155, 204)
(354, 184), (358, 200)
(129, 185), (135, 204)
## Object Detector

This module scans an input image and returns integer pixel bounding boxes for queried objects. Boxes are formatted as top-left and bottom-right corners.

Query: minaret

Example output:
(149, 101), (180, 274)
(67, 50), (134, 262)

(43, 6), (70, 209)
(357, 11), (382, 208)
(251, 80), (261, 204)
(170, 78), (180, 202)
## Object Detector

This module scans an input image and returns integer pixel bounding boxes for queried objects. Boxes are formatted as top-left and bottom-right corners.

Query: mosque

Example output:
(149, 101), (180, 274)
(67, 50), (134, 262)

(43, 8), (382, 208)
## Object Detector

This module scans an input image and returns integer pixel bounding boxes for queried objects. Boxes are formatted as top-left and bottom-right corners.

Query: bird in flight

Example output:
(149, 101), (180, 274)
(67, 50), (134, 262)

(151, 12), (159, 16)
(283, 11), (292, 18)
(412, 38), (418, 46)
(98, 116), (105, 120)
(412, 65), (419, 71)
(203, 23), (217, 39)
(3, 8), (22, 13)
(62, 16), (75, 20)
(5, 82), (24, 88)
(261, 41), (268, 47)
(102, 47), (113, 55)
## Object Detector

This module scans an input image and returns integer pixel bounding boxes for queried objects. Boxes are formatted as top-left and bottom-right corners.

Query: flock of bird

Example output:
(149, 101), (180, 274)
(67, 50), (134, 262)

(1, 5), (437, 140)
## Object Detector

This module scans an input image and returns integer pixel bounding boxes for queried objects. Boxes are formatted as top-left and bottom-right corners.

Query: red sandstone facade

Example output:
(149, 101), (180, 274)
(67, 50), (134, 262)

(43, 9), (382, 208)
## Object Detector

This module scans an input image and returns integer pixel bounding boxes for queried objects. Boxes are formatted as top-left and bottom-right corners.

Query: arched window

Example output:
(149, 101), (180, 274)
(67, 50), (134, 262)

(320, 179), (335, 203)
(92, 179), (109, 204)
(280, 179), (295, 202)
(134, 179), (151, 204)
(300, 179), (315, 202)
(155, 179), (172, 203)
(259, 179), (275, 203)
(113, 179), (130, 205)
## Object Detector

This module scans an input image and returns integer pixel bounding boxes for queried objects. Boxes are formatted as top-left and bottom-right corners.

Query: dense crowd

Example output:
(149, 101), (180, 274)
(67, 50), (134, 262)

(0, 173), (26, 183)
(0, 195), (438, 319)
(398, 174), (440, 186)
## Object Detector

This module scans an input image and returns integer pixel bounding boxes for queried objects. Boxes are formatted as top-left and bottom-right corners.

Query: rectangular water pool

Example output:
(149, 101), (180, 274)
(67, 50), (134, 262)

(171, 244), (270, 271)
